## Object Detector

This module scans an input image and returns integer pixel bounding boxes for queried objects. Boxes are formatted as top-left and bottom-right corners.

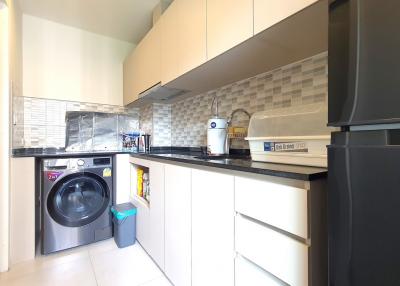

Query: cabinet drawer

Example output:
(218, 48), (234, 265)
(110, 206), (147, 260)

(235, 176), (308, 239)
(235, 255), (287, 286)
(235, 215), (309, 286)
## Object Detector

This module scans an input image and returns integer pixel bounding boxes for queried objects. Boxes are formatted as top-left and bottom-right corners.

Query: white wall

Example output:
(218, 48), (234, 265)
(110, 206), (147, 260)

(23, 15), (134, 106)
(0, 0), (10, 273)
(1, 0), (22, 272)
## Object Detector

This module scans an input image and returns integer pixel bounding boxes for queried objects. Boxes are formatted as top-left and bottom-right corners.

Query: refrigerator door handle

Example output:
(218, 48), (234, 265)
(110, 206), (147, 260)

(344, 146), (353, 280)
(347, 0), (360, 123)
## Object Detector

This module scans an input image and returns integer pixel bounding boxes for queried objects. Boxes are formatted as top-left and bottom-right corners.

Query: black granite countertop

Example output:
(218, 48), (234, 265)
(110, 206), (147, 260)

(12, 147), (327, 181)
(12, 148), (132, 158)
(130, 151), (327, 181)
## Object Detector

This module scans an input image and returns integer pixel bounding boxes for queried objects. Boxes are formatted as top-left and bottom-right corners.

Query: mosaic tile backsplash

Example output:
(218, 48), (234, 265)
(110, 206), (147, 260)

(139, 103), (172, 147)
(167, 52), (327, 148)
(13, 52), (328, 150)
(13, 97), (139, 148)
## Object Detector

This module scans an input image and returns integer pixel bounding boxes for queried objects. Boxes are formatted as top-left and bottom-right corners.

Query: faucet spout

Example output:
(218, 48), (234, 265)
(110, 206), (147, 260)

(225, 108), (251, 154)
(228, 108), (251, 126)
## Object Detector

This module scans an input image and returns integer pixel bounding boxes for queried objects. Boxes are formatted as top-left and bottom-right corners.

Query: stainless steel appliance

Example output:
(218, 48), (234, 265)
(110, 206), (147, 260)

(41, 157), (113, 254)
(328, 0), (400, 285)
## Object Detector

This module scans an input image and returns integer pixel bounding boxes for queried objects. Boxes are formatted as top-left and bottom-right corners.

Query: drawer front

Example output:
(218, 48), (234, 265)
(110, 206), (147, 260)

(235, 215), (309, 286)
(235, 255), (288, 286)
(235, 176), (308, 239)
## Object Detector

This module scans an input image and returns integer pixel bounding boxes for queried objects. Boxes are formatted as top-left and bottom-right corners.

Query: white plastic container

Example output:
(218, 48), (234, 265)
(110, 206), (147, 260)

(207, 117), (228, 155)
(246, 103), (334, 167)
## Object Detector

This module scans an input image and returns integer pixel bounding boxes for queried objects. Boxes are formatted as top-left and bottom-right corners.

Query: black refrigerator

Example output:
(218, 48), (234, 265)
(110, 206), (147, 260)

(328, 0), (400, 285)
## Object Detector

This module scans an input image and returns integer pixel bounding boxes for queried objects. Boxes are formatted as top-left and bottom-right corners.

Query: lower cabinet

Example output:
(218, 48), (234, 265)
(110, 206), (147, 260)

(192, 169), (234, 286)
(164, 164), (192, 286)
(132, 158), (326, 286)
(236, 214), (309, 286)
(130, 158), (165, 270)
(147, 161), (165, 269)
(235, 255), (287, 286)
(10, 157), (36, 265)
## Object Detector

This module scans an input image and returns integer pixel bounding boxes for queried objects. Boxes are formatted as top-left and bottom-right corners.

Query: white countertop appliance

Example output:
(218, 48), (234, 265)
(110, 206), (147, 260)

(207, 117), (228, 155)
(207, 96), (228, 155)
(246, 103), (333, 167)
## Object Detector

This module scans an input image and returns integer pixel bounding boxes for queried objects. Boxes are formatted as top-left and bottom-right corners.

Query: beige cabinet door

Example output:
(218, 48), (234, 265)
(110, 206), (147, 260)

(123, 23), (161, 105)
(161, 0), (207, 85)
(254, 0), (318, 35)
(178, 0), (207, 76)
(160, 1), (180, 84)
(138, 23), (161, 93)
(123, 49), (140, 105)
(207, 0), (253, 60)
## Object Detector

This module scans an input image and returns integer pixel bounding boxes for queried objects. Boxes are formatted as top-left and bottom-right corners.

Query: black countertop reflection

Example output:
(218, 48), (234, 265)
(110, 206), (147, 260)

(12, 147), (327, 181)
(130, 152), (327, 181)
(12, 147), (132, 158)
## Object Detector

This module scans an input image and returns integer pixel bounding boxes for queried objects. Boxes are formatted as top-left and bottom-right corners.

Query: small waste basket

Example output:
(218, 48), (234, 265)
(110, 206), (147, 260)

(111, 202), (137, 248)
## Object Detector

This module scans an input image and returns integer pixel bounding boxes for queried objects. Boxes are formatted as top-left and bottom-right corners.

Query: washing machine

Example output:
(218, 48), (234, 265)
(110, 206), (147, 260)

(41, 156), (113, 254)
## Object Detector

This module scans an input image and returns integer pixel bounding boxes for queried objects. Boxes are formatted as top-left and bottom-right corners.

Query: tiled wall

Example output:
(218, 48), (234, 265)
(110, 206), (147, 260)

(13, 52), (328, 150)
(139, 103), (171, 147)
(153, 104), (172, 146)
(144, 51), (328, 149)
(139, 104), (153, 136)
(13, 97), (139, 148)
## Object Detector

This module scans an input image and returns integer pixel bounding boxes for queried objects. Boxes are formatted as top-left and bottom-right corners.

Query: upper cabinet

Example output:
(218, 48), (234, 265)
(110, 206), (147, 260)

(177, 0), (207, 76)
(139, 23), (161, 94)
(254, 0), (318, 35)
(123, 49), (140, 105)
(206, 0), (254, 60)
(124, 0), (326, 105)
(123, 22), (161, 105)
(160, 1), (180, 84)
(161, 0), (207, 85)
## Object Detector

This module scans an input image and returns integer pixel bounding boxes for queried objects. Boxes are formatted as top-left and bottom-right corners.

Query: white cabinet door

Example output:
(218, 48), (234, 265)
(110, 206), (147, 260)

(115, 154), (131, 204)
(133, 193), (151, 252)
(164, 164), (192, 286)
(130, 159), (151, 253)
(148, 161), (165, 270)
(235, 176), (308, 239)
(235, 255), (287, 286)
(191, 169), (234, 286)
(235, 214), (309, 286)
(10, 157), (35, 265)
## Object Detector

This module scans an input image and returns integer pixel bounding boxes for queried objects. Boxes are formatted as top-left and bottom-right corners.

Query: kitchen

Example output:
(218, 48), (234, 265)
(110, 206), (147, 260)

(0, 0), (397, 286)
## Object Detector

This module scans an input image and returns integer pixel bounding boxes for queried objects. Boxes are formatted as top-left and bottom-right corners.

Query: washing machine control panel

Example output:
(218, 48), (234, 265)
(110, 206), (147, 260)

(44, 157), (112, 170)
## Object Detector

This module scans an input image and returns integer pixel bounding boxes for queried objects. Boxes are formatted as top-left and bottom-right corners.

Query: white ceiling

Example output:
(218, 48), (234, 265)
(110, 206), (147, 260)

(17, 0), (167, 44)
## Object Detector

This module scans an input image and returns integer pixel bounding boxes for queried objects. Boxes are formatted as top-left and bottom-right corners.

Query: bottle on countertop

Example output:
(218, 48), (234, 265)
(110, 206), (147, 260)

(137, 168), (144, 198)
(143, 172), (150, 202)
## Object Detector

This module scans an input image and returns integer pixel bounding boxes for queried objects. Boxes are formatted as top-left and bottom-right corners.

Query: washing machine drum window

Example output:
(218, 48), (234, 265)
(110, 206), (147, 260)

(47, 172), (110, 227)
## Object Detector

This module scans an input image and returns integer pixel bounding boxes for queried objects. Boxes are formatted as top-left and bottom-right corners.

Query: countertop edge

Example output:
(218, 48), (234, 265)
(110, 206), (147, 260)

(11, 150), (132, 158)
(11, 148), (328, 181)
(130, 153), (327, 181)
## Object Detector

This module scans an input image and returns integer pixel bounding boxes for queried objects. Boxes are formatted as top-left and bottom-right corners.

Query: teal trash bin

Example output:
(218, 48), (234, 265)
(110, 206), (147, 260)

(111, 203), (137, 248)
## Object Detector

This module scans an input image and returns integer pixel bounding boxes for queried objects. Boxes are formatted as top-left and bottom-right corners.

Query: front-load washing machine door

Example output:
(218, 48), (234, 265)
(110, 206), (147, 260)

(47, 172), (110, 227)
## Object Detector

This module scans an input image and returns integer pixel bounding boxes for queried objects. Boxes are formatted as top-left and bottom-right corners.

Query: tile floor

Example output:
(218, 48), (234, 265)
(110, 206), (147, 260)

(0, 239), (172, 286)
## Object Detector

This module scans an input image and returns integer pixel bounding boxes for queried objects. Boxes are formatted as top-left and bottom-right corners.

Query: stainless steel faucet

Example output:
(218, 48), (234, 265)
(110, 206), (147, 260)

(227, 108), (251, 126)
(225, 108), (251, 153)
